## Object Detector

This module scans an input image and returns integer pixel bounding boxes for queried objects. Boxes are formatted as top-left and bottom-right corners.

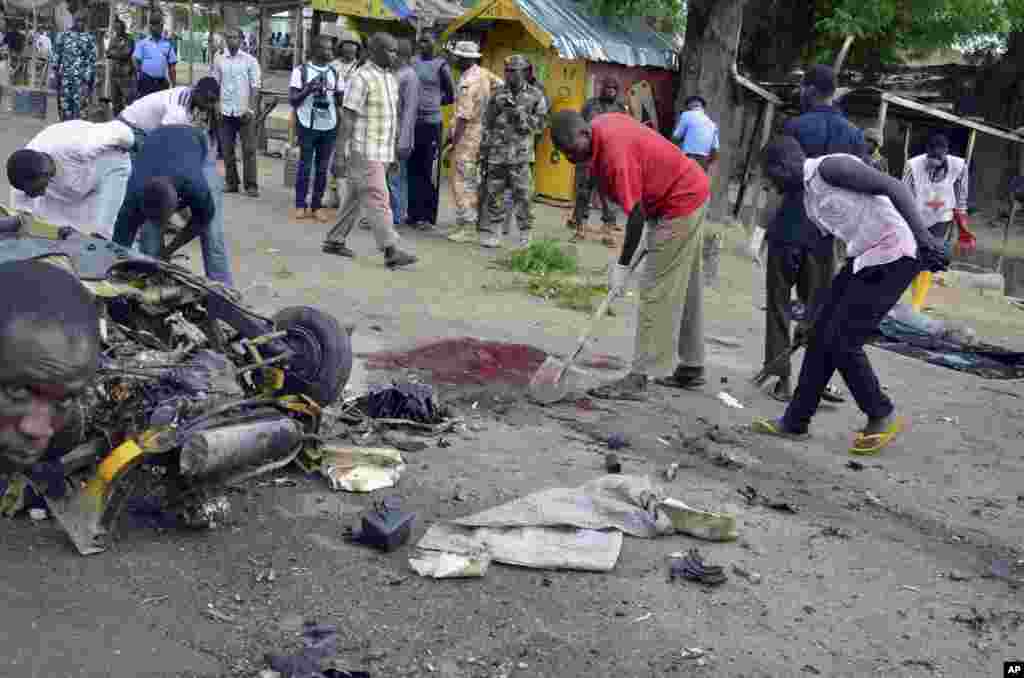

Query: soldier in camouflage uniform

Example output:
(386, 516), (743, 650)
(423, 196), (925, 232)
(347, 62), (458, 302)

(107, 19), (137, 116)
(568, 77), (628, 246)
(479, 54), (547, 249)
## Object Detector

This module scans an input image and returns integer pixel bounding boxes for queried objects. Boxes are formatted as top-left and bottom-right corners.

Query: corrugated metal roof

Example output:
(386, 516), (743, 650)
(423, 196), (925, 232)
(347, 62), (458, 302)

(514, 0), (678, 69)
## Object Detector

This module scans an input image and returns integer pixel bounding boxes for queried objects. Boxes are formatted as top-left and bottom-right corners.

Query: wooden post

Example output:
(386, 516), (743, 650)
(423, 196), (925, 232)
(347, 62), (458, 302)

(903, 124), (911, 169)
(965, 128), (978, 165)
(291, 5), (301, 70)
(187, 2), (194, 85)
(833, 34), (855, 75)
(733, 101), (765, 217)
(746, 101), (776, 231)
(876, 98), (888, 134)
(105, 0), (116, 99)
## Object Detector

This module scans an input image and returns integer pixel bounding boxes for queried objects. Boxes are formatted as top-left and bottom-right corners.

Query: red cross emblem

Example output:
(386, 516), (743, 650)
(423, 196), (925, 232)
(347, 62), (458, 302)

(925, 197), (945, 211)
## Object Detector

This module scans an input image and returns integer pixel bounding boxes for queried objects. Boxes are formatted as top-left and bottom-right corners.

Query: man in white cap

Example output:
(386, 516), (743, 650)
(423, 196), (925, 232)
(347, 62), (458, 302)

(445, 40), (502, 243)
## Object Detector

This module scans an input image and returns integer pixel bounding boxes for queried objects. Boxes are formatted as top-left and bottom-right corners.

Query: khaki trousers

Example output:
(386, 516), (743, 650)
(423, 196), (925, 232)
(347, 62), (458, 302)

(634, 203), (707, 376)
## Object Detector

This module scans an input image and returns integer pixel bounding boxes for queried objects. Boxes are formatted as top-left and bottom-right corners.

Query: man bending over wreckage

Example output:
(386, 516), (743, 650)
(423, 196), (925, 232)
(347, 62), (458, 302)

(751, 136), (949, 455)
(0, 260), (101, 515)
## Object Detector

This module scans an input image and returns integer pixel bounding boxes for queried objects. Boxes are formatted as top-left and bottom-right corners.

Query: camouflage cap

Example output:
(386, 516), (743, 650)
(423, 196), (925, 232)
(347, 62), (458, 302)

(505, 54), (530, 71)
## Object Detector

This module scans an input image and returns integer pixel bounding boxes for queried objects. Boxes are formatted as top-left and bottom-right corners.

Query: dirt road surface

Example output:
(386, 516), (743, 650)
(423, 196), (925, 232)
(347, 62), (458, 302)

(1, 111), (1024, 678)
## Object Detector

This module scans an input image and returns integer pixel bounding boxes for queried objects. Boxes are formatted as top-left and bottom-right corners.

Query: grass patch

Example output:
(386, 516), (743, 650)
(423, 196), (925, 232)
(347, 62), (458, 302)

(527, 274), (610, 313)
(499, 238), (579, 275)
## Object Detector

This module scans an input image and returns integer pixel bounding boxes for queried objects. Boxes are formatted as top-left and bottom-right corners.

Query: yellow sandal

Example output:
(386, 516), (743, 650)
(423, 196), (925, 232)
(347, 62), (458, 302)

(850, 416), (905, 456)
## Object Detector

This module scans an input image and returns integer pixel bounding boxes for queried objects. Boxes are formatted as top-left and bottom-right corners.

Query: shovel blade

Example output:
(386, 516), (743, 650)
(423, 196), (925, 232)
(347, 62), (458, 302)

(528, 356), (569, 405)
(38, 480), (110, 556)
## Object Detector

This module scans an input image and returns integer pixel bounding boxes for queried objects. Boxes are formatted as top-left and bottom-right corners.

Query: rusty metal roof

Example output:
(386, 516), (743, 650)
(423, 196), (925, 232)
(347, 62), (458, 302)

(515, 0), (679, 69)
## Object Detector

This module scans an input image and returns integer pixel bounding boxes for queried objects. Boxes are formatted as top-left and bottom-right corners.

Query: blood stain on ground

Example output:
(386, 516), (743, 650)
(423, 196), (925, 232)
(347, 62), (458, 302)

(358, 337), (625, 386)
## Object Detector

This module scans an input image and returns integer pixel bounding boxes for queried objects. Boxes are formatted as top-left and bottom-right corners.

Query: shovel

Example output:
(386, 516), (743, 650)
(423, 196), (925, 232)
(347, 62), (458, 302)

(529, 248), (648, 405)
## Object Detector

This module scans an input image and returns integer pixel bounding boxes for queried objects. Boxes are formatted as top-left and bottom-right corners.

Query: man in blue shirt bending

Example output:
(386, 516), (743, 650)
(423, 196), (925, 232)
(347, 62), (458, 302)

(672, 95), (719, 172)
(133, 12), (177, 98)
(759, 64), (865, 403)
(111, 125), (233, 285)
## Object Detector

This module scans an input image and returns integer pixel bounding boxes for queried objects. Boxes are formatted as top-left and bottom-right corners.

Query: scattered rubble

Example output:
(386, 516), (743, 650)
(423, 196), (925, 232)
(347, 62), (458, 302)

(739, 485), (799, 513)
(409, 550), (491, 579)
(731, 563), (762, 584)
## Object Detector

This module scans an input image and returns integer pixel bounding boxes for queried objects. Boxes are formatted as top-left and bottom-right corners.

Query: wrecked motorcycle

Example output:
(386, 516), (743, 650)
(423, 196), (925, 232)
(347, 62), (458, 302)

(0, 210), (352, 555)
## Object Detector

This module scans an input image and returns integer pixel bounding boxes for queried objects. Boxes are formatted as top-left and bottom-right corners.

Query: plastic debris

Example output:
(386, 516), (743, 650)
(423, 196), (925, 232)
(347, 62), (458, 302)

(319, 445), (405, 493)
(409, 550), (491, 578)
(716, 392), (744, 409)
(264, 622), (370, 678)
(28, 508), (48, 521)
(350, 497), (416, 551)
(366, 381), (441, 423)
(665, 463), (680, 481)
(668, 549), (728, 586)
(731, 563), (762, 584)
(659, 498), (737, 542)
(681, 648), (706, 659)
(607, 432), (630, 449)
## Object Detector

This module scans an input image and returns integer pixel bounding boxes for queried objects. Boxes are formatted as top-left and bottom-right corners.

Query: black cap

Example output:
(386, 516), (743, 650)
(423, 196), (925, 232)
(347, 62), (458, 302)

(802, 64), (836, 97)
(684, 95), (707, 108)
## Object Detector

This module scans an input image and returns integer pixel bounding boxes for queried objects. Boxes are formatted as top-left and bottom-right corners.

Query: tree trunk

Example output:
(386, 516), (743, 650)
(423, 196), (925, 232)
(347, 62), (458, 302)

(676, 0), (748, 221)
(741, 0), (814, 80)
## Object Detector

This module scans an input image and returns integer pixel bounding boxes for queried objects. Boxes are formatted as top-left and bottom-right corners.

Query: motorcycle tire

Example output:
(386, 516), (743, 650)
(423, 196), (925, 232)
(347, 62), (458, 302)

(273, 306), (352, 406)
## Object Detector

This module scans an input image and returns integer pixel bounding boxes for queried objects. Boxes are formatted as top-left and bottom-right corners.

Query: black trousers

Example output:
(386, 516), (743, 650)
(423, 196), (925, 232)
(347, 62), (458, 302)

(220, 114), (258, 191)
(783, 256), (922, 433)
(137, 74), (169, 98)
(407, 121), (442, 224)
(764, 239), (835, 380)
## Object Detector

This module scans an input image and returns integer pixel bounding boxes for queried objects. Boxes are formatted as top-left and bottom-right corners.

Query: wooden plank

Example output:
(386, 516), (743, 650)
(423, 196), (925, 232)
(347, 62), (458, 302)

(876, 99), (887, 133)
(518, 8), (553, 48)
(731, 62), (782, 105)
(439, 0), (500, 43)
(746, 102), (775, 230)
(903, 124), (911, 167)
(881, 91), (1024, 144)
(965, 128), (977, 165)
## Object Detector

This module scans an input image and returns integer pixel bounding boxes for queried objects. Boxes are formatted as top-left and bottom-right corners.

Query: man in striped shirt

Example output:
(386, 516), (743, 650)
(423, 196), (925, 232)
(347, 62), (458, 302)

(323, 33), (416, 269)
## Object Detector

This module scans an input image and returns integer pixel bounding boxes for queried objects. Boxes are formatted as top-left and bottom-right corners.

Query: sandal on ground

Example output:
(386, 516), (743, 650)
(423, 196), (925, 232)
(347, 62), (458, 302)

(822, 384), (846, 403)
(850, 416), (904, 456)
(668, 548), (728, 586)
(751, 418), (810, 441)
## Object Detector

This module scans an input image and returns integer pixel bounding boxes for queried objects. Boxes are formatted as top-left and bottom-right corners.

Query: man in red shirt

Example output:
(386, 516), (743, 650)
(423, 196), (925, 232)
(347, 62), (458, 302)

(550, 110), (711, 399)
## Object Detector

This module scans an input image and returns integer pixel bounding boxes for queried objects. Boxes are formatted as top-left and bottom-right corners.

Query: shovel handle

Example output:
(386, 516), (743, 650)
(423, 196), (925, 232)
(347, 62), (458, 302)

(566, 248), (648, 365)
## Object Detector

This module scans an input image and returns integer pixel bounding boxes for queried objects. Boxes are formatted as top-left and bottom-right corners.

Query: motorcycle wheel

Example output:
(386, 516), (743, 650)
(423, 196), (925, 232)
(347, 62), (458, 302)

(272, 306), (352, 406)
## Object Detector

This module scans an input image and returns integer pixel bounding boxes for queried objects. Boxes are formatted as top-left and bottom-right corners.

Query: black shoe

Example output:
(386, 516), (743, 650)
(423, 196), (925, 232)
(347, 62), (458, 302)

(224, 185), (240, 194)
(385, 248), (417, 269)
(654, 366), (706, 390)
(245, 187), (259, 198)
(322, 242), (355, 258)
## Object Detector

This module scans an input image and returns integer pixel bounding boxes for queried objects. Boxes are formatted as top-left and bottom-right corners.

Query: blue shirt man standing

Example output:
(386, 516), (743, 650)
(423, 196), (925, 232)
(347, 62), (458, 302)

(760, 64), (865, 403)
(672, 95), (719, 172)
(133, 11), (177, 99)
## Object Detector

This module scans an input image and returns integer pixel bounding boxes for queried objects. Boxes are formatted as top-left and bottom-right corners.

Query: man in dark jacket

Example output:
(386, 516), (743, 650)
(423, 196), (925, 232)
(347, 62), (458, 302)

(760, 64), (865, 402)
(111, 124), (232, 285)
